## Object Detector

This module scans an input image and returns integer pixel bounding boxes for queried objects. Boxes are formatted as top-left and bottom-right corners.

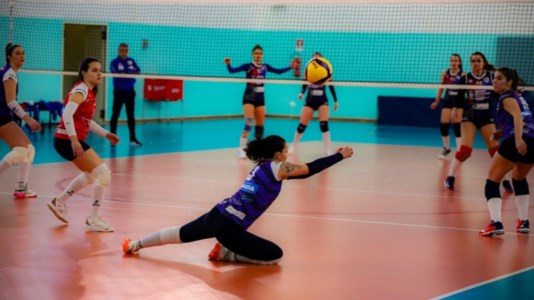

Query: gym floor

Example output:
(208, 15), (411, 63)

(1, 119), (533, 299)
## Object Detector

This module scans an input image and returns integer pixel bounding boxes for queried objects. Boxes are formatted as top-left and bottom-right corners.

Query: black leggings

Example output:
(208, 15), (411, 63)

(180, 207), (283, 262)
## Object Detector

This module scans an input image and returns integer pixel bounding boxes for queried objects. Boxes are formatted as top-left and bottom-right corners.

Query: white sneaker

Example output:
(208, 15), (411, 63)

(47, 198), (69, 223)
(86, 216), (114, 232)
(238, 149), (247, 159)
(122, 238), (141, 254)
(13, 187), (38, 199)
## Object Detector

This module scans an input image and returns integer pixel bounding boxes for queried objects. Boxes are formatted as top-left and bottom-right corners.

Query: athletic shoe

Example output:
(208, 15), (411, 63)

(502, 180), (514, 193)
(438, 148), (451, 159)
(208, 242), (232, 261)
(47, 198), (69, 223)
(444, 176), (455, 191)
(129, 139), (142, 146)
(13, 187), (37, 199)
(238, 149), (247, 159)
(122, 238), (141, 254)
(86, 216), (114, 232)
(516, 219), (530, 234)
(479, 221), (504, 236)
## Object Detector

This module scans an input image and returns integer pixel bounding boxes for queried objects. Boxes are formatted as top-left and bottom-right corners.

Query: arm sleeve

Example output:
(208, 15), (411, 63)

(62, 101), (79, 137)
(265, 64), (292, 74)
(227, 64), (249, 73)
(329, 85), (338, 102)
(300, 84), (308, 94)
(288, 153), (343, 180)
(7, 100), (26, 119)
(89, 120), (109, 137)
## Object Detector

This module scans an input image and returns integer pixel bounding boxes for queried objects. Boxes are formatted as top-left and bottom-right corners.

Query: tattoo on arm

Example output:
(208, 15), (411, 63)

(283, 162), (302, 174)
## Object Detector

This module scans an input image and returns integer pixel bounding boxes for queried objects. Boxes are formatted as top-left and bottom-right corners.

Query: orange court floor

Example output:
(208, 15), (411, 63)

(1, 141), (534, 300)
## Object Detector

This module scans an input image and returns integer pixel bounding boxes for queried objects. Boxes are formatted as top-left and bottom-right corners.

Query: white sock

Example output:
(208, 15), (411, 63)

(442, 136), (450, 150)
(487, 198), (502, 222)
(89, 165), (109, 218)
(239, 136), (247, 150)
(57, 172), (92, 204)
(515, 195), (530, 220)
(322, 131), (331, 152)
(447, 158), (462, 177)
(140, 226), (182, 248)
(293, 131), (303, 147)
(16, 161), (31, 190)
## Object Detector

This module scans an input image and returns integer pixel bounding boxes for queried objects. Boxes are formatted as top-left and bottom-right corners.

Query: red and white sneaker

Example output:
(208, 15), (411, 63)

(479, 221), (504, 236)
(516, 219), (530, 234)
(13, 188), (37, 199)
(122, 238), (141, 254)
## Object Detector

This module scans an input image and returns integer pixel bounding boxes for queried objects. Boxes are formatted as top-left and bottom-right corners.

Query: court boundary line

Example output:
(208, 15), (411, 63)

(429, 265), (534, 300)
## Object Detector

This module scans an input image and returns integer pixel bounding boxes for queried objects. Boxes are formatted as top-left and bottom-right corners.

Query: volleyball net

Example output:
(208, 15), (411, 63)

(3, 0), (534, 88)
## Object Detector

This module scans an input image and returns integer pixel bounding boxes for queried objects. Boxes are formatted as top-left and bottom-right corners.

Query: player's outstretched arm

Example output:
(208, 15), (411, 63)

(282, 146), (354, 180)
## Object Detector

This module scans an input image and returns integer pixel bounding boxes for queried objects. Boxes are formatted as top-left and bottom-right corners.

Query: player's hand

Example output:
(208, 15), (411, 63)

(337, 146), (354, 159)
(224, 58), (231, 65)
(516, 138), (527, 155)
(430, 101), (439, 110)
(333, 102), (339, 111)
(298, 93), (304, 99)
(106, 132), (120, 145)
(25, 117), (42, 132)
(71, 140), (84, 159)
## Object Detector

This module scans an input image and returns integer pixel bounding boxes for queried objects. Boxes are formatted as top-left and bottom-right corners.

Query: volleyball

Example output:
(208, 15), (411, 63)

(304, 57), (333, 85)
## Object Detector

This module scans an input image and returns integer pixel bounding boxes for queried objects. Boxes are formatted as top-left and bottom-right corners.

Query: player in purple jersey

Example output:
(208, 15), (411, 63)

(0, 43), (42, 199)
(479, 68), (533, 236)
(444, 52), (513, 193)
(430, 54), (465, 159)
(123, 135), (354, 264)
(224, 44), (298, 158)
(288, 52), (339, 156)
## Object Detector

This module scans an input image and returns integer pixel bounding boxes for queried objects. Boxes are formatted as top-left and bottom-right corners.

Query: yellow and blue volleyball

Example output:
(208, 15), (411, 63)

(304, 57), (333, 85)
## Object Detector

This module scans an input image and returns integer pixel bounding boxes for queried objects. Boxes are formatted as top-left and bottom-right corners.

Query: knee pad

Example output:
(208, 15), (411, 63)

(512, 178), (529, 196)
(488, 146), (499, 158)
(244, 117), (255, 132)
(319, 121), (329, 133)
(25, 144), (35, 163)
(485, 179), (501, 200)
(90, 164), (111, 188)
(3, 146), (29, 166)
(254, 125), (264, 140)
(297, 123), (307, 134)
(453, 123), (461, 138)
(455, 145), (472, 162)
(440, 123), (450, 137)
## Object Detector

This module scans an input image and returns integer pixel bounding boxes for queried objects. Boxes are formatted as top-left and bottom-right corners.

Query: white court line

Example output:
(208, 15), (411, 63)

(5, 191), (529, 237)
(429, 265), (534, 300)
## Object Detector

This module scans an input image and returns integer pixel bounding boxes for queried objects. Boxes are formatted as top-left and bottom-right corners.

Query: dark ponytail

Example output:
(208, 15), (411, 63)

(245, 135), (286, 163)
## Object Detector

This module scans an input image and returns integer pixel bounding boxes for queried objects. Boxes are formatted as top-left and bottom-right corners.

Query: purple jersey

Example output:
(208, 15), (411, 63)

(216, 160), (282, 229)
(0, 65), (18, 116)
(444, 69), (463, 99)
(496, 89), (534, 141)
(227, 62), (292, 91)
(462, 71), (495, 118)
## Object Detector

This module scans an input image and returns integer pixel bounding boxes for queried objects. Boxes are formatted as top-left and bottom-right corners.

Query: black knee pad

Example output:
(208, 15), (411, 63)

(440, 123), (450, 137)
(297, 123), (307, 134)
(254, 126), (264, 140)
(485, 179), (501, 201)
(453, 123), (461, 138)
(512, 178), (529, 196)
(319, 121), (329, 132)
